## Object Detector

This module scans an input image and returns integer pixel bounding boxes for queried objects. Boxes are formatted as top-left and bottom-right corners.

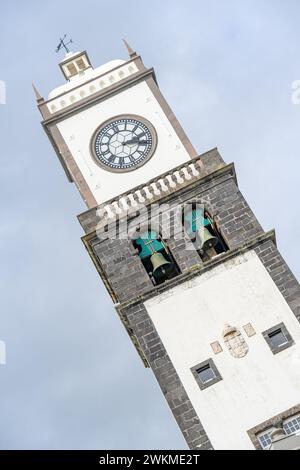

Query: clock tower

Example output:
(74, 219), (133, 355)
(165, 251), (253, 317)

(35, 42), (300, 450)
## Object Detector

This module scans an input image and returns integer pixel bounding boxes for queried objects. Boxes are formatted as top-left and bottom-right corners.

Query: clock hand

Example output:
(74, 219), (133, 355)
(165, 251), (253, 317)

(123, 137), (139, 145)
(124, 138), (149, 145)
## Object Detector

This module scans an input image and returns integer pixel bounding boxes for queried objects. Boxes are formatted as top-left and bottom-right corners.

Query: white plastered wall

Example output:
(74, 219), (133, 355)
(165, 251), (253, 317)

(144, 250), (300, 450)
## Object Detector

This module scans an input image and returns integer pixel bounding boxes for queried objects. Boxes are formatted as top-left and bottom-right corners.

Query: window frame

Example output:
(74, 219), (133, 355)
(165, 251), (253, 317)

(66, 62), (77, 77)
(257, 427), (276, 450)
(248, 405), (300, 449)
(191, 358), (222, 391)
(283, 413), (300, 436)
(256, 414), (300, 449)
(262, 322), (294, 354)
(76, 57), (87, 70)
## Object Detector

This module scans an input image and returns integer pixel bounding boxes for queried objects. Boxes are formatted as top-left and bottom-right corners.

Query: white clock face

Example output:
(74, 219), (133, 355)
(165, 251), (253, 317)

(91, 115), (157, 172)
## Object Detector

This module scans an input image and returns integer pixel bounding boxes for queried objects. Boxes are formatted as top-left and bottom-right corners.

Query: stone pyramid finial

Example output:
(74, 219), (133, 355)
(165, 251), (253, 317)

(122, 39), (137, 58)
(32, 83), (44, 103)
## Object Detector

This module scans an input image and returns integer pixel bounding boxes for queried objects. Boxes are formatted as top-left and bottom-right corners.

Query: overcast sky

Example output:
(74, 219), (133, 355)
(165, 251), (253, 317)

(0, 0), (299, 450)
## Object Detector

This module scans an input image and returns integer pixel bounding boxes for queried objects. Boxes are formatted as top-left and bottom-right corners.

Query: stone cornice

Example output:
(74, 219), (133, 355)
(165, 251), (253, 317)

(48, 55), (143, 103)
(116, 230), (277, 311)
(41, 65), (156, 125)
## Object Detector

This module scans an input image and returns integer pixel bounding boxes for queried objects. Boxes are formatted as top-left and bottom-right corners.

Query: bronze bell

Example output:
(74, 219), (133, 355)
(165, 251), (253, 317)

(150, 252), (174, 280)
(198, 227), (218, 251)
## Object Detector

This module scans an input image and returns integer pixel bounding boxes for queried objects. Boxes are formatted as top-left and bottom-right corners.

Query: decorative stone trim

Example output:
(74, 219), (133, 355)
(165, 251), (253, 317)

(99, 160), (203, 220)
(78, 149), (228, 233)
(223, 324), (249, 359)
(247, 404), (300, 449)
(210, 341), (223, 355)
(96, 230), (276, 310)
(44, 59), (139, 115)
(243, 323), (256, 337)
(41, 66), (156, 124)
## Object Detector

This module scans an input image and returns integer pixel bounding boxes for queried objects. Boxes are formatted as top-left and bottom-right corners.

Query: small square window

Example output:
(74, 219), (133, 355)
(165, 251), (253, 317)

(191, 358), (222, 390)
(76, 58), (86, 70)
(257, 428), (275, 450)
(283, 414), (300, 435)
(262, 322), (294, 355)
(67, 63), (77, 76)
(197, 364), (216, 383)
(268, 329), (288, 348)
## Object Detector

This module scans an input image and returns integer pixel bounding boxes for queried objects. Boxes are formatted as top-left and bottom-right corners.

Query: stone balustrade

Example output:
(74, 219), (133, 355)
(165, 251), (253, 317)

(100, 157), (203, 221)
(78, 148), (227, 234)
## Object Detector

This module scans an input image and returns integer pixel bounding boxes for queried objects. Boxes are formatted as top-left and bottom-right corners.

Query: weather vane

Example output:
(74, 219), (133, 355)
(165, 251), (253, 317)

(55, 34), (73, 54)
